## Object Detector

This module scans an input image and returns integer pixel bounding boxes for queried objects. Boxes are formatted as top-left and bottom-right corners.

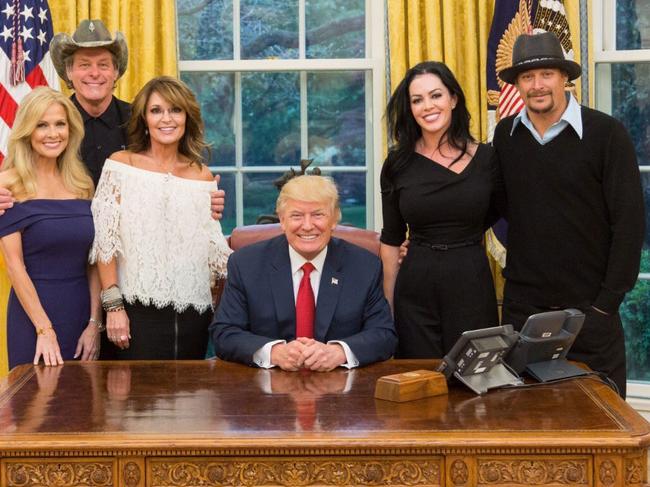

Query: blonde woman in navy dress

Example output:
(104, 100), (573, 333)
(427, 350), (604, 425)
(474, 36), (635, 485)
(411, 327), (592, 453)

(0, 87), (101, 368)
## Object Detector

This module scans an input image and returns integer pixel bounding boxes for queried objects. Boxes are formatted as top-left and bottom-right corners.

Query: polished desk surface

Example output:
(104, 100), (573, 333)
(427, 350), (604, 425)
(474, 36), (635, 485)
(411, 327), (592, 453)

(0, 359), (648, 452)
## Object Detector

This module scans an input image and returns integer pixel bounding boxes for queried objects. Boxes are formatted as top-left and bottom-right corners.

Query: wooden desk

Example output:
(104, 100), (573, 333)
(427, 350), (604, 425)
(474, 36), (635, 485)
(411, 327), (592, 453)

(0, 359), (648, 487)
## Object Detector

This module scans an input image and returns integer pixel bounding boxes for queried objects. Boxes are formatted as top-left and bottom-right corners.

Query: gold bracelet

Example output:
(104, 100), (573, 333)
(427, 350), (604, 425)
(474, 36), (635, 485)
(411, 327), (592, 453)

(36, 326), (54, 336)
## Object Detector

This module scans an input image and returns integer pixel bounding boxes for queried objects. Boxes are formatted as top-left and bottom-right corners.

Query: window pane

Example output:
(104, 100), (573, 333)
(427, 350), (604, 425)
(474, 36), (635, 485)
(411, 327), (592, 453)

(329, 172), (366, 228)
(243, 172), (284, 224)
(308, 71), (366, 167)
(241, 0), (298, 59)
(306, 0), (365, 58)
(616, 0), (650, 49)
(622, 277), (650, 381)
(242, 72), (300, 166)
(181, 72), (235, 166)
(606, 63), (650, 166)
(177, 0), (233, 60)
(212, 172), (237, 235)
(642, 172), (650, 273)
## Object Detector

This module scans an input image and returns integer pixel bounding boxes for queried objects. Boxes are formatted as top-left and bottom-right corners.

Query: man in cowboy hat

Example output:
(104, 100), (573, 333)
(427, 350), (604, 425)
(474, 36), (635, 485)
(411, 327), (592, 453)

(493, 31), (645, 397)
(48, 19), (131, 186)
(0, 19), (225, 217)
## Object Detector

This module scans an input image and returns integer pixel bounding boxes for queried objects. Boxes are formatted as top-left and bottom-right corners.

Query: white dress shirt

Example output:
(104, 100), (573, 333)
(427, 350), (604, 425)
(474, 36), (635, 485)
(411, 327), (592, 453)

(253, 245), (359, 369)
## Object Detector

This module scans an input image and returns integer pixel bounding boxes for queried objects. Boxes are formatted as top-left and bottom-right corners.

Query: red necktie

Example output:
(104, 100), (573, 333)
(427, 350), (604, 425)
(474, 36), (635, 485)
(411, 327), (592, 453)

(296, 262), (315, 338)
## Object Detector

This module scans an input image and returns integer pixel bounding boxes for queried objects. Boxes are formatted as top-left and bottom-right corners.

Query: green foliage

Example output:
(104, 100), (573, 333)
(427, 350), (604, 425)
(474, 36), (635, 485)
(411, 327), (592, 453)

(177, 0), (233, 60)
(305, 0), (365, 58)
(621, 249), (650, 381)
(242, 73), (300, 165)
(181, 72), (235, 165)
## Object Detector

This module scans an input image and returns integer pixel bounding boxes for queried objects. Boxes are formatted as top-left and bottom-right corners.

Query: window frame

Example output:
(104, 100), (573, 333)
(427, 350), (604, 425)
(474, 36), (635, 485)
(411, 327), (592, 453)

(592, 0), (650, 401)
(176, 0), (386, 230)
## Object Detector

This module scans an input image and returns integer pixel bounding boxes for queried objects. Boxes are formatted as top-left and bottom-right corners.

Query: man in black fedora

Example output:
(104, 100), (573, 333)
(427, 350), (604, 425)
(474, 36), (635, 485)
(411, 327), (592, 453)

(493, 32), (645, 397)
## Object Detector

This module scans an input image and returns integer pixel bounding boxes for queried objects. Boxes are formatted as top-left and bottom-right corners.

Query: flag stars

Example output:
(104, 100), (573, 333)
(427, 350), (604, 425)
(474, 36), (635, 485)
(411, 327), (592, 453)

(0, 25), (12, 42)
(20, 5), (34, 21)
(22, 49), (31, 62)
(38, 8), (48, 24)
(1, 4), (15, 19)
(37, 29), (47, 45)
(20, 25), (33, 41)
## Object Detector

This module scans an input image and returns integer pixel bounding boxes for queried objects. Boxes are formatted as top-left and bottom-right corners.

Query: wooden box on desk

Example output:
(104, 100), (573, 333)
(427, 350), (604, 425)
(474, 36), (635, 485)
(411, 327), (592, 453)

(374, 369), (448, 402)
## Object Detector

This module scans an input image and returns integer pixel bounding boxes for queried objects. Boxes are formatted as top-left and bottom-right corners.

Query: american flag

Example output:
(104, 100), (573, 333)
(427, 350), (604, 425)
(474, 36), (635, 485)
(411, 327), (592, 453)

(0, 0), (59, 164)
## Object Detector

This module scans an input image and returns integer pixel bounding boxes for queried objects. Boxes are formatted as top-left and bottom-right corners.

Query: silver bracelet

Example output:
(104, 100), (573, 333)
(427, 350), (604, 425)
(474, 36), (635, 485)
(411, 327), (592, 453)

(101, 285), (124, 312)
(89, 317), (106, 332)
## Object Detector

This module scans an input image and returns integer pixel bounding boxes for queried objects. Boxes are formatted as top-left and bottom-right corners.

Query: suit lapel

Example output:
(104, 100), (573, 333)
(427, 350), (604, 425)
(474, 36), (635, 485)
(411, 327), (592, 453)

(315, 239), (344, 341)
(269, 236), (297, 339)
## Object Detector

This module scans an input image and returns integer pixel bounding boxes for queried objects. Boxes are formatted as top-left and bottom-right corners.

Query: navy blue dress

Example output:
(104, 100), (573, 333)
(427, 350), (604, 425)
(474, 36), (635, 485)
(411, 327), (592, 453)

(0, 199), (94, 369)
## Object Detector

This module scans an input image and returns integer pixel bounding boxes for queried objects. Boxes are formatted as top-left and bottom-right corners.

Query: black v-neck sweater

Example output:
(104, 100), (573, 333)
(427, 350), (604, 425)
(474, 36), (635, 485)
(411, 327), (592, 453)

(493, 106), (645, 313)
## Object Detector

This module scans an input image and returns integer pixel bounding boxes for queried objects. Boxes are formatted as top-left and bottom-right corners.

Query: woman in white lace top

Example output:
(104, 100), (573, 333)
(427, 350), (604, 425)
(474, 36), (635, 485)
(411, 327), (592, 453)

(90, 76), (232, 359)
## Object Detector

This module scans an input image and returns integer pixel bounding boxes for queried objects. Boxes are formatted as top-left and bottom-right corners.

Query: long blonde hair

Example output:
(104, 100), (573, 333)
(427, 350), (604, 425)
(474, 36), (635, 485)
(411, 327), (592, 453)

(3, 87), (93, 200)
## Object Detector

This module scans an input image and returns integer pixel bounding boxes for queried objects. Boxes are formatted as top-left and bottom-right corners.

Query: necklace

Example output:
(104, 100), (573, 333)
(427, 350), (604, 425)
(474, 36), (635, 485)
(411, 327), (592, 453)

(418, 139), (441, 161)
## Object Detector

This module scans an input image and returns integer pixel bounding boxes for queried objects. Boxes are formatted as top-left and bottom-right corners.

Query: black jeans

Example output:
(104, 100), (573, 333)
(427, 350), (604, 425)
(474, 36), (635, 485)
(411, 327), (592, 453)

(502, 298), (626, 398)
(100, 300), (213, 360)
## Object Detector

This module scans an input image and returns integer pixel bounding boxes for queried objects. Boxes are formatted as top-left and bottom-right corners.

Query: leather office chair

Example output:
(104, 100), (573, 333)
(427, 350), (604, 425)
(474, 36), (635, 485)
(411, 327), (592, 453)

(214, 224), (380, 306)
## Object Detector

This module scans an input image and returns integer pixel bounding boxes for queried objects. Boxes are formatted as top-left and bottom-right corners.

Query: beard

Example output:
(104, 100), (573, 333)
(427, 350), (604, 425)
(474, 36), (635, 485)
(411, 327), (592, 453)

(526, 91), (554, 114)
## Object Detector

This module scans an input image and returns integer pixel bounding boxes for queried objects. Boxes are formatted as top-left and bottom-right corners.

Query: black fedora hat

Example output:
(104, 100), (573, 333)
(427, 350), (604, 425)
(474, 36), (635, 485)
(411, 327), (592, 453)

(498, 32), (581, 85)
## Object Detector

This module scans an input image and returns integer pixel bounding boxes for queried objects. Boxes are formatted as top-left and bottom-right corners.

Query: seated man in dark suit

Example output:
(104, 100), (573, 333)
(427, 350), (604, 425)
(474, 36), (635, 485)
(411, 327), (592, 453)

(211, 175), (397, 371)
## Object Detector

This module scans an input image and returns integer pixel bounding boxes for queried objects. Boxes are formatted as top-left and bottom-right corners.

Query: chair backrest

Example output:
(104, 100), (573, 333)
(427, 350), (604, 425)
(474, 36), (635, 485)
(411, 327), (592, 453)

(228, 223), (380, 255)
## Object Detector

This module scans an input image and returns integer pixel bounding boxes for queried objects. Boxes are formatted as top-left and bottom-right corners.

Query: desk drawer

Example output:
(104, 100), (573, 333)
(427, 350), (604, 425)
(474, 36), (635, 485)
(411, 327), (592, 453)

(147, 456), (444, 486)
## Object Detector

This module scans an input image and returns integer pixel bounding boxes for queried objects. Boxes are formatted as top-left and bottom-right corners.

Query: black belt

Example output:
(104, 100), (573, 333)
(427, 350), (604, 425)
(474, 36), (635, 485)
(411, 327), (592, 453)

(411, 238), (480, 251)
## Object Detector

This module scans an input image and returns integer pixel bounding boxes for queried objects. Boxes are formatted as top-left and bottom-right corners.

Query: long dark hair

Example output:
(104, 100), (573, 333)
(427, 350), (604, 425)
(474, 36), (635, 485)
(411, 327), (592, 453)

(128, 76), (210, 165)
(384, 61), (474, 183)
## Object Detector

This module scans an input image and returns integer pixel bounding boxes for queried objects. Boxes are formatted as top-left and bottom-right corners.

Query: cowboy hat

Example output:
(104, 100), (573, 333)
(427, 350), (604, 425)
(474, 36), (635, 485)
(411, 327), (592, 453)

(498, 32), (581, 85)
(50, 19), (128, 88)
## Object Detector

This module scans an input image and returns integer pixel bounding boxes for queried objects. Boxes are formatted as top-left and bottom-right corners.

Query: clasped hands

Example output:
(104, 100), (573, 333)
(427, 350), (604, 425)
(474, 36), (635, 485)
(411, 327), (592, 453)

(271, 337), (346, 372)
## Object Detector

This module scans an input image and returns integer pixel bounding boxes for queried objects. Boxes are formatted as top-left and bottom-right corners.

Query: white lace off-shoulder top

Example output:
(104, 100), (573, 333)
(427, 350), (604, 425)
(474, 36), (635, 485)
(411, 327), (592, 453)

(89, 159), (232, 313)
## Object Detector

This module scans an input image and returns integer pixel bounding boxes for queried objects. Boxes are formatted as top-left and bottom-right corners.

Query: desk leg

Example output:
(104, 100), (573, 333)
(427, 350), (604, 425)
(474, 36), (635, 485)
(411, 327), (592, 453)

(118, 457), (144, 487)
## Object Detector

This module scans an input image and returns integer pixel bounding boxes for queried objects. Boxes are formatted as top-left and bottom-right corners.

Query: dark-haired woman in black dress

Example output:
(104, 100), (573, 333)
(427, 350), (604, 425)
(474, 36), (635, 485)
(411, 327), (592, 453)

(380, 61), (499, 358)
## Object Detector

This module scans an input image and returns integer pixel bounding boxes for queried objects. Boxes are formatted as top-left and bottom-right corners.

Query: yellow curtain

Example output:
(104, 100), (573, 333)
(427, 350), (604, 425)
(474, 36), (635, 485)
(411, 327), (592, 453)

(386, 0), (581, 312)
(0, 0), (178, 378)
(387, 0), (496, 142)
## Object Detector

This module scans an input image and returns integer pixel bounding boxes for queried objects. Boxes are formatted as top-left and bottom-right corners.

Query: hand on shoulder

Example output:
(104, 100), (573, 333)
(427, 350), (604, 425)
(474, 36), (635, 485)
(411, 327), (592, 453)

(0, 171), (17, 213)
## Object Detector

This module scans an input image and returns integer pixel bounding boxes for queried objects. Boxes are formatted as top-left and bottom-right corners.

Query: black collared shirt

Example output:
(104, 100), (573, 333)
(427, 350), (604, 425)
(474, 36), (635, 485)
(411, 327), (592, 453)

(72, 94), (131, 186)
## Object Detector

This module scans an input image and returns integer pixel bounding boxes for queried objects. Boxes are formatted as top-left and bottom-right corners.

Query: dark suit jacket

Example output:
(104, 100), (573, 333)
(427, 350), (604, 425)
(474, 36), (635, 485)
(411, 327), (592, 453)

(210, 235), (397, 367)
